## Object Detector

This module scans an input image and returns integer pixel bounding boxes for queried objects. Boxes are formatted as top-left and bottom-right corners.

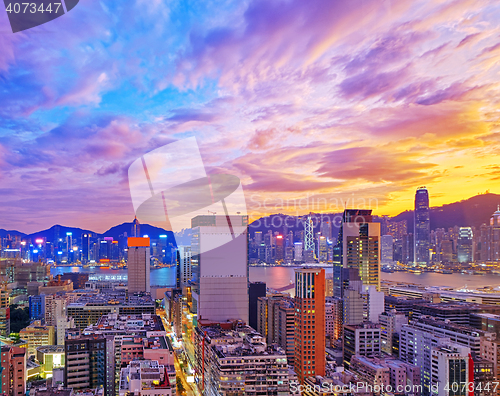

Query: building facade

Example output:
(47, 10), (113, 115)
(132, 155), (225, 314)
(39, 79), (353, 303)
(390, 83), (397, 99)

(191, 215), (249, 324)
(294, 267), (325, 383)
(194, 324), (290, 396)
(127, 237), (151, 294)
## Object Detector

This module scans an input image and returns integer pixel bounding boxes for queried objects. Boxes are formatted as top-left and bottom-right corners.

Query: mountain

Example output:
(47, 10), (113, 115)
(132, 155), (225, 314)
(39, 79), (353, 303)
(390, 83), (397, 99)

(26, 225), (94, 241)
(391, 193), (500, 231)
(3, 222), (176, 246)
(0, 229), (26, 238)
(100, 222), (176, 246)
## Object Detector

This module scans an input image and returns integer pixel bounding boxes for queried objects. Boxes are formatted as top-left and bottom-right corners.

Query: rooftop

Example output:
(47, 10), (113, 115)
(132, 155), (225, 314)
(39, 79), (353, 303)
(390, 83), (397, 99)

(68, 291), (154, 307)
(410, 315), (493, 337)
(351, 355), (388, 371)
(33, 388), (72, 396)
(196, 324), (287, 359)
(415, 301), (500, 312)
(471, 313), (500, 320)
(93, 313), (164, 331)
(36, 345), (65, 354)
(344, 322), (381, 330)
(119, 360), (174, 392)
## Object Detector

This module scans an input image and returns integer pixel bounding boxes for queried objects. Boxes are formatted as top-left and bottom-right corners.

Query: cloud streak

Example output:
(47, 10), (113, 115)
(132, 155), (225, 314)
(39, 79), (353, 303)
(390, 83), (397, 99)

(1, 0), (500, 231)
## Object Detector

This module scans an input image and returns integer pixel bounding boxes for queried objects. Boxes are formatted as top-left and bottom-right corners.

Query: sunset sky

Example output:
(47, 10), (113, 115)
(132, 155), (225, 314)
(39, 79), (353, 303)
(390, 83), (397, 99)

(1, 0), (500, 233)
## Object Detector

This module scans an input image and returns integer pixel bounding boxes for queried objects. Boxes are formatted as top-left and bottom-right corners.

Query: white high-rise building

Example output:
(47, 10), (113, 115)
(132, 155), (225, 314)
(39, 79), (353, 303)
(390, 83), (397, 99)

(56, 316), (74, 345)
(191, 215), (249, 323)
(127, 237), (150, 293)
(361, 285), (384, 323)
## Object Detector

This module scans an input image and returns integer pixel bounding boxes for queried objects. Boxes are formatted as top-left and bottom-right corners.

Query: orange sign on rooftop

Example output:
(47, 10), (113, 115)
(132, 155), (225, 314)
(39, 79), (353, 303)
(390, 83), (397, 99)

(128, 237), (150, 247)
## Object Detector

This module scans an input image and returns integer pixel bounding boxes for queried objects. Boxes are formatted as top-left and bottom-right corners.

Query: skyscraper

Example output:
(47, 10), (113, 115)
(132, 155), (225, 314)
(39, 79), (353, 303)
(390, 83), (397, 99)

(127, 237), (150, 293)
(457, 227), (473, 263)
(381, 235), (394, 264)
(402, 233), (414, 264)
(178, 245), (192, 288)
(65, 334), (109, 394)
(318, 235), (328, 263)
(320, 218), (331, 239)
(81, 233), (91, 264)
(65, 232), (72, 262)
(334, 209), (381, 293)
(414, 187), (430, 266)
(294, 241), (303, 262)
(294, 267), (325, 384)
(132, 216), (140, 237)
(479, 207), (500, 262)
(303, 214), (315, 261)
(190, 215), (249, 324)
(275, 235), (284, 262)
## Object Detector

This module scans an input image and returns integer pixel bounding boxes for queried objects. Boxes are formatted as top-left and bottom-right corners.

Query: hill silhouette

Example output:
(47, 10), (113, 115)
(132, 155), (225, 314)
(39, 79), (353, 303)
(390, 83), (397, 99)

(391, 193), (500, 231)
(100, 223), (176, 246)
(1, 222), (176, 246)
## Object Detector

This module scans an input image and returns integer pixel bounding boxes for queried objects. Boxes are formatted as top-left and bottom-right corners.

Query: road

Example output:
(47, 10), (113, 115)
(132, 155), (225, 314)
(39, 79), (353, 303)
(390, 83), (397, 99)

(158, 310), (200, 396)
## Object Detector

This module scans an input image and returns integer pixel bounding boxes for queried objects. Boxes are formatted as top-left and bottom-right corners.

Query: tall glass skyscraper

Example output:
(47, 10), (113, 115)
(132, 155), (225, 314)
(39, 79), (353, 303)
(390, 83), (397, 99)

(414, 187), (430, 266)
(333, 209), (380, 298)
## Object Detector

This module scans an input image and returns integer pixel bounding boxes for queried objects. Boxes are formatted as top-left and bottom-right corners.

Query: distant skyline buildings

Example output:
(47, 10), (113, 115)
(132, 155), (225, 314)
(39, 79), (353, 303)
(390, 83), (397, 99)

(3, 191), (500, 269)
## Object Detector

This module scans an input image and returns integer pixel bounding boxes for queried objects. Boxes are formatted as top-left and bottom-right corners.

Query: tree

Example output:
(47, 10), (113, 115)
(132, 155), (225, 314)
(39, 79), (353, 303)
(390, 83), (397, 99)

(9, 305), (30, 333)
(176, 376), (186, 395)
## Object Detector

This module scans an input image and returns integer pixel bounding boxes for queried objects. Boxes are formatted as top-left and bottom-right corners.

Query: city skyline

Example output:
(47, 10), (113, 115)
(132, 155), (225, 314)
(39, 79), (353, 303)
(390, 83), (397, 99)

(2, 1), (500, 233)
(1, 189), (499, 235)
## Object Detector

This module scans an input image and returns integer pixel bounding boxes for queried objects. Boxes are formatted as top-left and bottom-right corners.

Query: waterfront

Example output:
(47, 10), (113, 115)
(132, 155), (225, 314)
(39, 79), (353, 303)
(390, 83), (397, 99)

(50, 266), (500, 293)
